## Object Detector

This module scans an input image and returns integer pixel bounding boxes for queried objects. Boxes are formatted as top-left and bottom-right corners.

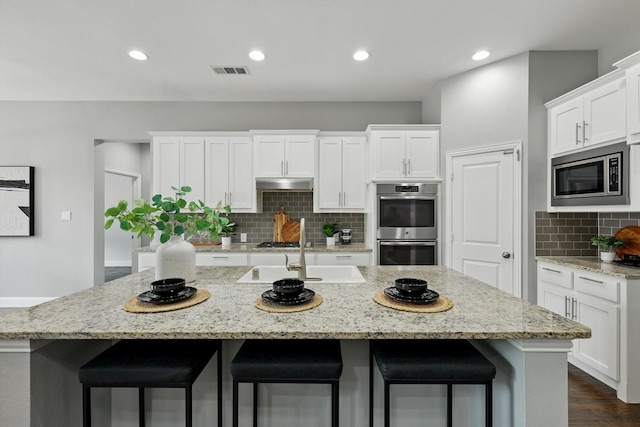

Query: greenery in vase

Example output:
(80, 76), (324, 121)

(590, 235), (625, 253)
(104, 186), (234, 243)
(322, 222), (339, 237)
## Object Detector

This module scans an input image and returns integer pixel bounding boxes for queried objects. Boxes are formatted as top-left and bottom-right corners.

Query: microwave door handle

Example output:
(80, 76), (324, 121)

(378, 195), (437, 201)
(380, 241), (436, 246)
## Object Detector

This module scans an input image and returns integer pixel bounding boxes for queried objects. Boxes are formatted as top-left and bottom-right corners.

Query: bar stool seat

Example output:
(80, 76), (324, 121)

(230, 339), (343, 427)
(79, 339), (222, 427)
(369, 339), (496, 427)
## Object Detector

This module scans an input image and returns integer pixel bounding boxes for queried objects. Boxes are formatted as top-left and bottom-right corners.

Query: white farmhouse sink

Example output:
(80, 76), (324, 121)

(236, 265), (366, 284)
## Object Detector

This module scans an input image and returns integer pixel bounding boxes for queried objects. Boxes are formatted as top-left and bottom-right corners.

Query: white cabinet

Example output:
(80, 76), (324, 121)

(614, 50), (640, 144)
(152, 136), (205, 201)
(366, 125), (440, 180)
(249, 252), (304, 266)
(316, 135), (367, 212)
(196, 252), (248, 266)
(205, 136), (255, 212)
(546, 72), (626, 156)
(314, 252), (370, 266)
(253, 131), (318, 178)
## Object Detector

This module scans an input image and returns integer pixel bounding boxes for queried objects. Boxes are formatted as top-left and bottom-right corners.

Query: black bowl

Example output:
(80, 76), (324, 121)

(150, 278), (186, 294)
(273, 278), (305, 295)
(394, 278), (428, 294)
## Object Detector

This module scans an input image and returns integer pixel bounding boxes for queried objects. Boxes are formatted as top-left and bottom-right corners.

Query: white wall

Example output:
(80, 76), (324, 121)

(0, 101), (420, 302)
(597, 28), (640, 76)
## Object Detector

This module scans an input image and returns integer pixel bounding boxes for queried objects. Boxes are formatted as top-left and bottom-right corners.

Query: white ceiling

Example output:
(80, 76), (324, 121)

(1, 0), (639, 102)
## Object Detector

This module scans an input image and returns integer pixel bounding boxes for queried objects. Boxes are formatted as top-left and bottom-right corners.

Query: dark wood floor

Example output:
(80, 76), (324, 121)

(569, 364), (640, 426)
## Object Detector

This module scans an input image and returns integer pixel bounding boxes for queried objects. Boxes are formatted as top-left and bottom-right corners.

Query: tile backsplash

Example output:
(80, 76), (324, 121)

(535, 211), (640, 257)
(230, 191), (365, 244)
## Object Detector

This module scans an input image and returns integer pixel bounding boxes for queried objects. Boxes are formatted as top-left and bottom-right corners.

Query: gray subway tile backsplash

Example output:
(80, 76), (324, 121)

(535, 211), (640, 257)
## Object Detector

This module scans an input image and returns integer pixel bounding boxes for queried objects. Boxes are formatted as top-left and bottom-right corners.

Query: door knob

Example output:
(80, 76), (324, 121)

(502, 252), (511, 259)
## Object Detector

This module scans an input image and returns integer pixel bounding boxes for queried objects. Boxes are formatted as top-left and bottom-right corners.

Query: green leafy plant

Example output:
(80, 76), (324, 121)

(104, 186), (234, 244)
(322, 222), (339, 237)
(590, 235), (625, 253)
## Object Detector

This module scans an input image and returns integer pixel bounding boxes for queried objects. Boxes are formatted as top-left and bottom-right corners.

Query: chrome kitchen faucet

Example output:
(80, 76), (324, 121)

(285, 218), (321, 281)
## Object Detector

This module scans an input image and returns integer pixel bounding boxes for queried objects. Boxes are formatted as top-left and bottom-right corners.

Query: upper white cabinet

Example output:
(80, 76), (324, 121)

(151, 135), (205, 201)
(205, 135), (255, 212)
(315, 134), (367, 212)
(366, 125), (440, 181)
(546, 71), (626, 156)
(252, 131), (318, 178)
(614, 50), (640, 144)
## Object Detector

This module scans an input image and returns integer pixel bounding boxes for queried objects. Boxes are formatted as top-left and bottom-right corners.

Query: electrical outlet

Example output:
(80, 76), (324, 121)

(240, 233), (247, 243)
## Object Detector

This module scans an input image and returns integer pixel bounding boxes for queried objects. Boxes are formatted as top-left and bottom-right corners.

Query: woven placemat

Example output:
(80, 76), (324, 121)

(124, 289), (210, 313)
(255, 294), (324, 313)
(373, 290), (453, 313)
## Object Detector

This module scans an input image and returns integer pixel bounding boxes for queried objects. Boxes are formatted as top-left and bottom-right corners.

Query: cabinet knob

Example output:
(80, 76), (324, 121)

(502, 252), (511, 259)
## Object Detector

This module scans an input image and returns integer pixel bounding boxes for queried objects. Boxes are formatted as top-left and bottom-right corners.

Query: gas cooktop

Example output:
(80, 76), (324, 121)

(256, 242), (300, 248)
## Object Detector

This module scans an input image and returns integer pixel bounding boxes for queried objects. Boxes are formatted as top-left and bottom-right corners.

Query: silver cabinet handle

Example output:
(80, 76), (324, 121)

(229, 192), (232, 205)
(212, 256), (229, 260)
(578, 276), (603, 284)
(343, 192), (346, 206)
(542, 267), (562, 274)
(224, 192), (228, 205)
(281, 160), (284, 176)
(336, 255), (352, 260)
(576, 122), (582, 144)
(572, 298), (578, 320)
(564, 296), (570, 318)
(407, 159), (411, 175)
(402, 160), (406, 175)
(583, 120), (588, 142)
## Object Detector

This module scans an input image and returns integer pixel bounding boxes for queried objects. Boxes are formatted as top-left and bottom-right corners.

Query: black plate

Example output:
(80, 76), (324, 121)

(137, 287), (197, 304)
(383, 287), (439, 304)
(262, 289), (315, 306)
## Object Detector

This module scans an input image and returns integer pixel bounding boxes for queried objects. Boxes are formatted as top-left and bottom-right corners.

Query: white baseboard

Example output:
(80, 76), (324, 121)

(105, 260), (132, 267)
(0, 297), (58, 308)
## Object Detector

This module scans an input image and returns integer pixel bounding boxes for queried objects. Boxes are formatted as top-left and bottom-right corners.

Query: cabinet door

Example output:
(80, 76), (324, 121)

(342, 137), (367, 209)
(284, 135), (315, 177)
(584, 77), (626, 147)
(406, 131), (439, 178)
(179, 137), (205, 202)
(574, 292), (619, 380)
(228, 137), (255, 211)
(249, 252), (303, 266)
(152, 136), (181, 197)
(537, 282), (571, 318)
(549, 98), (584, 155)
(205, 137), (230, 206)
(254, 136), (284, 177)
(626, 64), (640, 142)
(373, 132), (406, 178)
(317, 137), (343, 209)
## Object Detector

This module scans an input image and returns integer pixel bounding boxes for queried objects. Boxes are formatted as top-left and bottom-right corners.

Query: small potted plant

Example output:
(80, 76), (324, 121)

(590, 235), (625, 263)
(322, 222), (339, 246)
(220, 222), (237, 246)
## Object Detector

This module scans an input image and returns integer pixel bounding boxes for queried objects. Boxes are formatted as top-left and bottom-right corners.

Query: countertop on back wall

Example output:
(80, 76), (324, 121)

(134, 243), (372, 253)
(536, 256), (640, 279)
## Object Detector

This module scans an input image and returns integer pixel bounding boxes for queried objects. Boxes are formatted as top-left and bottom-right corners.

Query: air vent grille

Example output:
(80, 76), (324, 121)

(210, 66), (250, 75)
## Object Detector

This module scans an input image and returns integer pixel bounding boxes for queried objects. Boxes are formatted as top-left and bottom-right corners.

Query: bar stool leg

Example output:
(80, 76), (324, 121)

(233, 380), (239, 427)
(253, 382), (258, 427)
(369, 348), (374, 427)
(217, 348), (223, 427)
(486, 382), (493, 427)
(139, 387), (145, 427)
(186, 386), (193, 427)
(383, 381), (390, 427)
(83, 385), (91, 427)
(447, 384), (453, 427)
(332, 381), (339, 427)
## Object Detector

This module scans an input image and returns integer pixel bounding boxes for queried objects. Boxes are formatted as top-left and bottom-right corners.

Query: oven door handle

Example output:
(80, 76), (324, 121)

(378, 195), (436, 201)
(379, 241), (436, 246)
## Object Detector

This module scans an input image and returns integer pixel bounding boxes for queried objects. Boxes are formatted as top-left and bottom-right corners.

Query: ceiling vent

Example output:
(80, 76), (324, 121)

(210, 66), (250, 75)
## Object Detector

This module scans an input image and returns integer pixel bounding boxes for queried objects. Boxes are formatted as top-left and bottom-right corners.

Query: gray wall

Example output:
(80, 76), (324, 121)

(0, 101), (420, 301)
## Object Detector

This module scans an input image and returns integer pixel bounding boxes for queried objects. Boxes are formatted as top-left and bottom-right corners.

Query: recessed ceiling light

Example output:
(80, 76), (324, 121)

(353, 50), (370, 61)
(249, 50), (266, 61)
(128, 50), (148, 61)
(472, 50), (490, 61)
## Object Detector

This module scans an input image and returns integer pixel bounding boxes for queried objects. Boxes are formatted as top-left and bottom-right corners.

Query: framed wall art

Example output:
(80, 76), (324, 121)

(0, 166), (35, 236)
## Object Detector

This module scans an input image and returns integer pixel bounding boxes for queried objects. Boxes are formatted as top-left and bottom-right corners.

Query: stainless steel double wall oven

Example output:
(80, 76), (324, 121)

(376, 183), (438, 265)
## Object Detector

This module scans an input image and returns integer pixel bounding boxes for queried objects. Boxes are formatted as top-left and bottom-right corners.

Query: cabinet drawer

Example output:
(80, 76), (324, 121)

(315, 252), (371, 266)
(575, 273), (619, 303)
(196, 253), (248, 266)
(538, 263), (573, 289)
(249, 253), (303, 266)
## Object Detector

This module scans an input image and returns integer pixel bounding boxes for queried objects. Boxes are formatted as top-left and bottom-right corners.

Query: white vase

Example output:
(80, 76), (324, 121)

(326, 236), (335, 246)
(221, 236), (231, 246)
(600, 251), (616, 263)
(155, 235), (196, 282)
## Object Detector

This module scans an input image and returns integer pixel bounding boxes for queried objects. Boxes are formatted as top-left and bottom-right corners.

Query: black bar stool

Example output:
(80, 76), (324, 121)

(369, 339), (496, 427)
(230, 339), (343, 427)
(79, 339), (222, 427)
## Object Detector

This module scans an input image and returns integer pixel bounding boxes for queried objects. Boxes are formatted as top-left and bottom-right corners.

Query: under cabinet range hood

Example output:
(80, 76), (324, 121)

(255, 178), (313, 191)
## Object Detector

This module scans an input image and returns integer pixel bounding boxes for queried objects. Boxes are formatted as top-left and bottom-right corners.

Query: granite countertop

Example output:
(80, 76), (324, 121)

(536, 256), (640, 279)
(135, 243), (372, 253)
(0, 266), (590, 341)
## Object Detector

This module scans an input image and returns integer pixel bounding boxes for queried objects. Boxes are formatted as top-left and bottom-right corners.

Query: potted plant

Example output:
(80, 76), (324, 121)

(104, 186), (232, 281)
(322, 222), (339, 246)
(220, 222), (237, 246)
(590, 235), (625, 263)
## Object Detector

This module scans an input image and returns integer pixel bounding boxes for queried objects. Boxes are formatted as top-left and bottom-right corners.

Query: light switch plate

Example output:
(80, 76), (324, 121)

(240, 233), (247, 243)
(61, 211), (72, 221)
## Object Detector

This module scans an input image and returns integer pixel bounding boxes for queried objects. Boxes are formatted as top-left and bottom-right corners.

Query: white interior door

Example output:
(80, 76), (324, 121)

(104, 172), (137, 267)
(449, 146), (520, 296)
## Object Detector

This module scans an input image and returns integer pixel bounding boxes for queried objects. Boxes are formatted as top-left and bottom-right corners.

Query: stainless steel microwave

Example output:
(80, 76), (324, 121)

(551, 142), (629, 206)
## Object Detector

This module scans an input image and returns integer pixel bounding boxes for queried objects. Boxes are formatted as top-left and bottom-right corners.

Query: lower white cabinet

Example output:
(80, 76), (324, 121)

(315, 252), (371, 266)
(249, 253), (304, 266)
(537, 261), (640, 402)
(196, 253), (248, 266)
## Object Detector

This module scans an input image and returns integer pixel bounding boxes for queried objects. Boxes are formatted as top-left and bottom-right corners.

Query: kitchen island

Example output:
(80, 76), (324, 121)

(0, 266), (590, 427)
